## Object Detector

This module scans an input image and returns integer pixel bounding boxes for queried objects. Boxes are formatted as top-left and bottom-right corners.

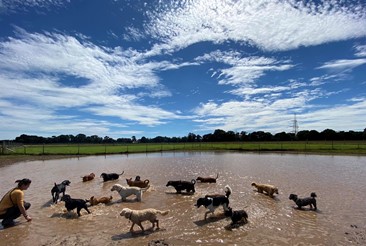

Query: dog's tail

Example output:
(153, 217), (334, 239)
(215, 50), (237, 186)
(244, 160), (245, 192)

(224, 185), (232, 198)
(119, 171), (125, 176)
(144, 179), (150, 184)
(157, 210), (169, 216)
(215, 173), (219, 180)
(310, 192), (317, 198)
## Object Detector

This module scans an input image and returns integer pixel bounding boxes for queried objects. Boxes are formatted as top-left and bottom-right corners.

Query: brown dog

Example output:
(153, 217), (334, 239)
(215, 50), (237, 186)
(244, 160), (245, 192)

(251, 182), (279, 197)
(89, 195), (113, 206)
(196, 173), (219, 183)
(126, 177), (150, 188)
(82, 173), (95, 182)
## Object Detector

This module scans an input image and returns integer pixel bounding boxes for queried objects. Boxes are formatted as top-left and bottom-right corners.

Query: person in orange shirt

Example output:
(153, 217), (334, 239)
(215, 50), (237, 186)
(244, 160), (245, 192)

(0, 178), (32, 228)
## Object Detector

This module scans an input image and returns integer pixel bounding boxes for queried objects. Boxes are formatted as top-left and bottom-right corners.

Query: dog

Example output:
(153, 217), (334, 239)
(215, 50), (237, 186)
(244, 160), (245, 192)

(61, 194), (91, 216)
(120, 207), (169, 233)
(289, 192), (317, 210)
(51, 180), (71, 203)
(225, 207), (248, 225)
(88, 195), (113, 206)
(195, 185), (232, 220)
(100, 171), (124, 182)
(251, 182), (279, 197)
(111, 184), (147, 201)
(82, 173), (95, 182)
(126, 177), (150, 188)
(196, 173), (219, 183)
(166, 179), (196, 193)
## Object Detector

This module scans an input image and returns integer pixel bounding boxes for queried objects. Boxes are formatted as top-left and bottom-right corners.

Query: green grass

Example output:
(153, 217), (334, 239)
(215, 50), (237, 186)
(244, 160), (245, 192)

(2, 141), (366, 156)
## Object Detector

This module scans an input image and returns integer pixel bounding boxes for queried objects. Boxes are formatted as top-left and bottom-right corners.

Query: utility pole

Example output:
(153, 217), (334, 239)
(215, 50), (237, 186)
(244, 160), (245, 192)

(293, 114), (299, 136)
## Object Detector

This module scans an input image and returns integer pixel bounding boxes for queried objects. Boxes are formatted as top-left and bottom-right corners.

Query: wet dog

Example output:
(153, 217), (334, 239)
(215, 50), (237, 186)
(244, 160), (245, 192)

(195, 185), (232, 220)
(251, 182), (279, 197)
(88, 195), (113, 206)
(100, 171), (124, 182)
(289, 192), (317, 210)
(166, 179), (196, 193)
(61, 194), (91, 216)
(126, 177), (150, 188)
(225, 207), (248, 225)
(82, 173), (95, 182)
(111, 184), (147, 201)
(120, 207), (169, 233)
(51, 180), (71, 204)
(196, 173), (219, 183)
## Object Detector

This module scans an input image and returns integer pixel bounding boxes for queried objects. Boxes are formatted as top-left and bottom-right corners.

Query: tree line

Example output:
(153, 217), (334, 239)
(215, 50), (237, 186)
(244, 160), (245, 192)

(10, 128), (366, 144)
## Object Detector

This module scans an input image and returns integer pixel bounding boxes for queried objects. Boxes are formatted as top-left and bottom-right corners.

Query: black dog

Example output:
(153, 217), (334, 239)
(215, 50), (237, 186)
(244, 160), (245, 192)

(100, 171), (124, 182)
(289, 192), (317, 210)
(51, 180), (71, 204)
(225, 207), (248, 225)
(61, 194), (91, 216)
(166, 179), (196, 193)
(195, 185), (232, 220)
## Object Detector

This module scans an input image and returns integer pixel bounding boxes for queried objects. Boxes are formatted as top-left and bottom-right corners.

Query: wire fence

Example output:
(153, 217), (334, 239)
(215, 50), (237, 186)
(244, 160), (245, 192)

(1, 141), (366, 155)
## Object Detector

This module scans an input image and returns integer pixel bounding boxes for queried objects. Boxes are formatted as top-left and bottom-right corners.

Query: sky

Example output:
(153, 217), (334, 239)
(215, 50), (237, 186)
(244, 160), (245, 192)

(0, 0), (366, 140)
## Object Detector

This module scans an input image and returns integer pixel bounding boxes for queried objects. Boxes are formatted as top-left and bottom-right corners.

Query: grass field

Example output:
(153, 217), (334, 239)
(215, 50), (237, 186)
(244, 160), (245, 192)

(2, 141), (366, 156)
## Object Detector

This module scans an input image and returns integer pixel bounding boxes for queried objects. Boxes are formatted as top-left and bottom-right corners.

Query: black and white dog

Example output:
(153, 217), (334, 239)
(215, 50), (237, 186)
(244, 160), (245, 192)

(100, 171), (124, 182)
(61, 194), (91, 217)
(225, 207), (248, 225)
(166, 179), (196, 193)
(289, 192), (317, 210)
(195, 185), (232, 220)
(51, 180), (71, 203)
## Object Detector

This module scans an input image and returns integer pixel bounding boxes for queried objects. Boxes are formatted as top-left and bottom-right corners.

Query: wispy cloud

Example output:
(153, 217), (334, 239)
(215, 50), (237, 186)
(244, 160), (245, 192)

(145, 0), (366, 53)
(317, 59), (366, 72)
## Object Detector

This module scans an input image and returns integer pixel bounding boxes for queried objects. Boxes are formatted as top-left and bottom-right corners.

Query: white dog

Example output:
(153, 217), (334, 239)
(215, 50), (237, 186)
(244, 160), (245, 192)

(111, 184), (147, 201)
(120, 207), (169, 232)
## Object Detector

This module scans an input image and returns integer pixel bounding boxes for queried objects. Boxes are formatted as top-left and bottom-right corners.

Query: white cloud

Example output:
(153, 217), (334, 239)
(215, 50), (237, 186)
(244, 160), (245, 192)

(317, 58), (366, 72)
(354, 44), (366, 57)
(145, 0), (366, 53)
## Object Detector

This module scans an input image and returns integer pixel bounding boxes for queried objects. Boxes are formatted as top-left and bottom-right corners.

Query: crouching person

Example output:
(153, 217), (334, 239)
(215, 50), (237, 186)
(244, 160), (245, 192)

(0, 178), (32, 228)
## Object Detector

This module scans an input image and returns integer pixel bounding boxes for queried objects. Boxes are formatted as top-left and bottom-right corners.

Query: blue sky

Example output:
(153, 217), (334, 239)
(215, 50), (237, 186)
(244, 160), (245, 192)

(0, 0), (366, 140)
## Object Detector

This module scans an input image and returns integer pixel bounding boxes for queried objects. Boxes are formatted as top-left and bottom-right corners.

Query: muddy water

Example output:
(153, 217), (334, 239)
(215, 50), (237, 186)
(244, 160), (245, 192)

(0, 152), (365, 245)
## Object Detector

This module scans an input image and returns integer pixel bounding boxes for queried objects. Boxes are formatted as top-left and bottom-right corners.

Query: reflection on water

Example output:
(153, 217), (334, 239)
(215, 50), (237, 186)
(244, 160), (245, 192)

(1, 152), (366, 245)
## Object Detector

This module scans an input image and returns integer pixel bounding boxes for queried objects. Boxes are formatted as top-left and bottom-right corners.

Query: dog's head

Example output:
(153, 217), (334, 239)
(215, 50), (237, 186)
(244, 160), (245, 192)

(224, 207), (233, 217)
(89, 173), (95, 178)
(100, 173), (107, 178)
(274, 187), (279, 194)
(191, 179), (196, 185)
(251, 182), (257, 187)
(196, 177), (203, 181)
(289, 194), (298, 201)
(166, 181), (174, 187)
(111, 184), (122, 192)
(62, 180), (71, 186)
(120, 208), (132, 218)
(135, 176), (141, 181)
(61, 194), (71, 202)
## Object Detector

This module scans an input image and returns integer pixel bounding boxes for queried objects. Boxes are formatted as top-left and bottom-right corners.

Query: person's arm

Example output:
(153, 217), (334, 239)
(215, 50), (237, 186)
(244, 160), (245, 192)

(15, 192), (32, 222)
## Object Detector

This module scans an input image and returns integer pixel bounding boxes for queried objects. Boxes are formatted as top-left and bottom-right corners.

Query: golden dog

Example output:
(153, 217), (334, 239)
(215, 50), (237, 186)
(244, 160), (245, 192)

(251, 182), (279, 197)
(120, 208), (169, 233)
(89, 195), (113, 206)
(82, 173), (95, 182)
(126, 177), (150, 188)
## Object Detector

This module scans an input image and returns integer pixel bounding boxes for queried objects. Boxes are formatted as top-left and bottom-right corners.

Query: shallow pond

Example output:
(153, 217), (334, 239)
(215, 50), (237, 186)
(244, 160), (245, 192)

(0, 152), (366, 245)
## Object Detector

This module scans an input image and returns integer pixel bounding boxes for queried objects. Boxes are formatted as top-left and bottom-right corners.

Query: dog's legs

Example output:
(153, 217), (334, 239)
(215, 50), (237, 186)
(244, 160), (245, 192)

(77, 207), (81, 216)
(137, 222), (144, 232)
(84, 206), (91, 214)
(129, 222), (135, 232)
(204, 211), (211, 220)
(313, 201), (317, 210)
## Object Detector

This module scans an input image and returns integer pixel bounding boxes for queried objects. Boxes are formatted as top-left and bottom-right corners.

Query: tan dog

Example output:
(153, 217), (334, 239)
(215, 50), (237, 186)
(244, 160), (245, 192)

(196, 173), (219, 183)
(82, 173), (95, 182)
(89, 195), (113, 206)
(251, 182), (279, 197)
(126, 177), (150, 188)
(120, 208), (169, 233)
